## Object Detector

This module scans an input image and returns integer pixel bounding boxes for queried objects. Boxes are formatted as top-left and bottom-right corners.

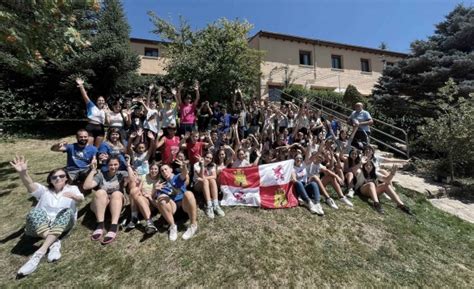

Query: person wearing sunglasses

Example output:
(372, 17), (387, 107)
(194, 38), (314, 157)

(10, 155), (84, 277)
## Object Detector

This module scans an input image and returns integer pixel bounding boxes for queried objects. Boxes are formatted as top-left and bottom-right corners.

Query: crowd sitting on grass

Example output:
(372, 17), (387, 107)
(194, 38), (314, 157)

(11, 78), (412, 277)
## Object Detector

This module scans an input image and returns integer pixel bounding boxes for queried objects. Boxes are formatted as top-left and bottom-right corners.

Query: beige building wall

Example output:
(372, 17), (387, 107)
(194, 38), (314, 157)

(130, 39), (168, 75)
(252, 34), (405, 97)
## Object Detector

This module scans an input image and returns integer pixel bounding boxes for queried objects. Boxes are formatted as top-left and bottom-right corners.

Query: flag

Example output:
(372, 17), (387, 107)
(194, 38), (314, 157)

(219, 160), (297, 209)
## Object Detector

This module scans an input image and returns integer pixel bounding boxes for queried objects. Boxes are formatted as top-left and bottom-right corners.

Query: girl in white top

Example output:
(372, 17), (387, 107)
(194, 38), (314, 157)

(193, 152), (225, 219)
(76, 78), (107, 147)
(10, 156), (84, 277)
(157, 86), (178, 129)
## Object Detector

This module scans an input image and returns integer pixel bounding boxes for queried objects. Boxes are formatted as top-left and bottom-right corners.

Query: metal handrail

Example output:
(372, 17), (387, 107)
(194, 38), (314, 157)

(276, 89), (410, 158)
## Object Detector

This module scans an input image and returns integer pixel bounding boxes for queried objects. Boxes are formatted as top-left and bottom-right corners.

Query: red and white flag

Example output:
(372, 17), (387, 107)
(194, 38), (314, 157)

(219, 160), (297, 209)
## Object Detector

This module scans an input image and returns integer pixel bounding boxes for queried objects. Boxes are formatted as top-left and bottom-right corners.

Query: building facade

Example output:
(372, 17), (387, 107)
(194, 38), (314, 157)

(130, 37), (168, 75)
(130, 31), (406, 98)
(248, 31), (407, 99)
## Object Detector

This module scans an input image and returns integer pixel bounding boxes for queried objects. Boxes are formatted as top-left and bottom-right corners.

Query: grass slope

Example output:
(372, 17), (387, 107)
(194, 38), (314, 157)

(0, 138), (473, 288)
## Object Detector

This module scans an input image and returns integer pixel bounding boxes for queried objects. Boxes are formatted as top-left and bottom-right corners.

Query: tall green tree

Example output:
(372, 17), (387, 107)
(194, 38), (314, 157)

(69, 0), (140, 97)
(148, 13), (263, 103)
(372, 4), (474, 131)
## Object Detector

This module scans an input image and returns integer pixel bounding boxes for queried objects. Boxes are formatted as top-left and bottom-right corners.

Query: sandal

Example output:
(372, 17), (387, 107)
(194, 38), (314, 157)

(101, 231), (117, 245)
(91, 228), (104, 241)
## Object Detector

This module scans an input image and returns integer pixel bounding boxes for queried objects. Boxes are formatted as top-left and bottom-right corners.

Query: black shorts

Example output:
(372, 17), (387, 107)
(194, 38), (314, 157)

(85, 123), (105, 138)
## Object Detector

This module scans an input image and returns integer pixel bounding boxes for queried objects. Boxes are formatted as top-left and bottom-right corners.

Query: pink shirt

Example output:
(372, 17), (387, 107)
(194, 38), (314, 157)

(179, 103), (196, 124)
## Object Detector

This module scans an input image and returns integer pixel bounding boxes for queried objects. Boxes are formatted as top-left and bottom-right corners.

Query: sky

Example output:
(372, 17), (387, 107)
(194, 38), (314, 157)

(122, 0), (470, 53)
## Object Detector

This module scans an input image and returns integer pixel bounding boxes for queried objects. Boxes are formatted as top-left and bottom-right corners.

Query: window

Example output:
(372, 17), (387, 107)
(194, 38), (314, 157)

(331, 55), (343, 69)
(144, 47), (159, 57)
(299, 51), (312, 66)
(268, 85), (283, 102)
(360, 58), (371, 72)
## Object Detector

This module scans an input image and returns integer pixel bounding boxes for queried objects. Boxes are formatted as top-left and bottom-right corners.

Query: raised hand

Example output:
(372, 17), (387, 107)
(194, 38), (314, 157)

(171, 88), (177, 96)
(390, 164), (398, 175)
(149, 84), (154, 90)
(10, 155), (28, 173)
(147, 131), (155, 140)
(154, 181), (166, 192)
(157, 86), (163, 93)
(129, 131), (137, 139)
(75, 78), (84, 86)
(137, 128), (144, 136)
(194, 80), (199, 91)
(90, 156), (98, 170)
(124, 154), (131, 167)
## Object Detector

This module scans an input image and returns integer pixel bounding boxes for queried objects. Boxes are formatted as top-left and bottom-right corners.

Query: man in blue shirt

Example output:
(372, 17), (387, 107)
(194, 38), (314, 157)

(347, 102), (374, 149)
(51, 129), (97, 183)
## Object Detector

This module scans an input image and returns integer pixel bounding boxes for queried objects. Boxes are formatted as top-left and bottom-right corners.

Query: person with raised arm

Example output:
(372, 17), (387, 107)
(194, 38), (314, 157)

(155, 160), (198, 241)
(193, 152), (225, 219)
(10, 155), (84, 277)
(51, 129), (98, 185)
(176, 81), (200, 135)
(75, 78), (107, 147)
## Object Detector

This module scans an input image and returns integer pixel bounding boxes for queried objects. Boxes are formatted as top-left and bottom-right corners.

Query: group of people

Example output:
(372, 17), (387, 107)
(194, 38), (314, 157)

(12, 79), (412, 277)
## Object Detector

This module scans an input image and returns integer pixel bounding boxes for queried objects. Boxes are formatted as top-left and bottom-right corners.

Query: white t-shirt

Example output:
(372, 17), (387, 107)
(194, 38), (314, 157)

(31, 183), (84, 221)
(107, 111), (124, 128)
(144, 109), (159, 133)
(193, 162), (216, 183)
(160, 108), (177, 128)
(86, 101), (105, 124)
(232, 159), (251, 168)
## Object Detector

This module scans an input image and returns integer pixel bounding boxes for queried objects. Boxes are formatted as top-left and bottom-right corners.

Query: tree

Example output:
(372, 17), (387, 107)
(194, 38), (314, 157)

(148, 13), (263, 103)
(0, 1), (98, 77)
(419, 79), (474, 181)
(373, 5), (474, 131)
(343, 84), (365, 107)
(68, 0), (140, 97)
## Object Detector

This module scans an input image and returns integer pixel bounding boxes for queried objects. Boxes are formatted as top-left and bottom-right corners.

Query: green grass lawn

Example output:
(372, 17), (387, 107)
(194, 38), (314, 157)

(0, 137), (473, 287)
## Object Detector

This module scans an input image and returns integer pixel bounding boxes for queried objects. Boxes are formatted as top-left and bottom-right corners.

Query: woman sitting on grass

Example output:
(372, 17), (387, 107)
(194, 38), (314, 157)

(10, 155), (84, 277)
(154, 161), (198, 241)
(128, 161), (160, 234)
(83, 156), (133, 244)
(193, 152), (225, 219)
(354, 157), (413, 215)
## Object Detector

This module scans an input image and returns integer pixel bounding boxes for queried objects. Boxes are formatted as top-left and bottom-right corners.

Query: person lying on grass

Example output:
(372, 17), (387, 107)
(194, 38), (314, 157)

(154, 161), (198, 241)
(83, 155), (134, 244)
(353, 158), (413, 215)
(10, 155), (84, 277)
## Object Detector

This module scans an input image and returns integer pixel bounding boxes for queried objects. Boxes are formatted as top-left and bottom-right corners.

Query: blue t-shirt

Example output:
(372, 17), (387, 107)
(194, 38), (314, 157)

(157, 174), (186, 202)
(349, 110), (372, 132)
(65, 144), (97, 170)
(97, 142), (127, 171)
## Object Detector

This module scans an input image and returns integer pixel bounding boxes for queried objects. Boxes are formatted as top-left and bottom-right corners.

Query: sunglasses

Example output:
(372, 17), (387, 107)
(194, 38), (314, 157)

(295, 158), (303, 161)
(51, 174), (67, 181)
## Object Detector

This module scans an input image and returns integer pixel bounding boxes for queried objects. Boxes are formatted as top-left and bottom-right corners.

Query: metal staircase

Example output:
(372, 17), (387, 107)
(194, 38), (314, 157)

(276, 89), (410, 159)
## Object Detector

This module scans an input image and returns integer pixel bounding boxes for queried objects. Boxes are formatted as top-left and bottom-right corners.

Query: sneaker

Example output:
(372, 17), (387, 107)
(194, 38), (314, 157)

(374, 202), (385, 214)
(145, 220), (158, 234)
(300, 199), (312, 211)
(169, 224), (178, 241)
(340, 196), (354, 207)
(47, 240), (61, 262)
(347, 188), (355, 198)
(326, 198), (339, 209)
(398, 204), (414, 215)
(125, 217), (138, 230)
(213, 205), (226, 217)
(298, 197), (305, 206)
(205, 206), (215, 219)
(18, 251), (44, 276)
(182, 224), (198, 240)
(313, 202), (325, 216)
(308, 200), (319, 214)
